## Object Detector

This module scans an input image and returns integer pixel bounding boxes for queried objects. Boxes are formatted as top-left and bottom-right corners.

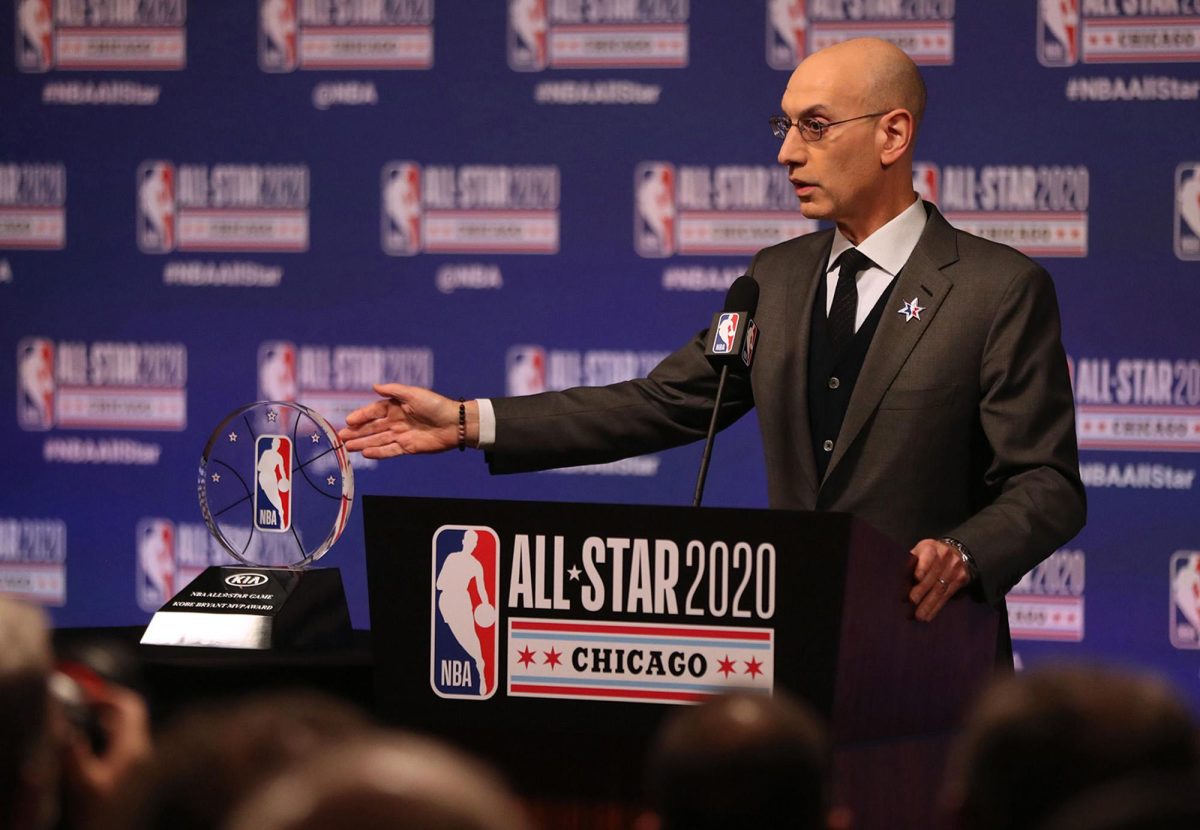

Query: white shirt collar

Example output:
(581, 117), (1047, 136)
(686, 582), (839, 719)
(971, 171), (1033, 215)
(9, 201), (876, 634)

(826, 197), (928, 276)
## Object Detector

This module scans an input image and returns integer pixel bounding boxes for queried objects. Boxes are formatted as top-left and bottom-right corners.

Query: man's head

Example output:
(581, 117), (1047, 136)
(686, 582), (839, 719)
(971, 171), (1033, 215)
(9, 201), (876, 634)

(642, 692), (844, 830)
(776, 37), (926, 243)
(224, 732), (532, 830)
(0, 597), (58, 830)
(944, 665), (1200, 830)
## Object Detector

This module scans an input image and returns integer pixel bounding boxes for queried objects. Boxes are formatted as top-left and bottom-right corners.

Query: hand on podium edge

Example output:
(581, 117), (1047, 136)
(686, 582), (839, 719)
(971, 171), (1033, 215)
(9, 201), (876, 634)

(908, 538), (972, 622)
(339, 383), (479, 458)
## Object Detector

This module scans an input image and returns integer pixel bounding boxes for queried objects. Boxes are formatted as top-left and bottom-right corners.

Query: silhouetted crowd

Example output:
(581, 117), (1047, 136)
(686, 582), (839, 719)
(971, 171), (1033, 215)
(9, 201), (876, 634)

(3, 595), (1199, 830)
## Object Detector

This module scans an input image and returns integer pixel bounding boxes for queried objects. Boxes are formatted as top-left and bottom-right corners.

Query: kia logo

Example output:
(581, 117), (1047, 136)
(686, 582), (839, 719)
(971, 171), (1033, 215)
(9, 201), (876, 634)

(224, 573), (269, 588)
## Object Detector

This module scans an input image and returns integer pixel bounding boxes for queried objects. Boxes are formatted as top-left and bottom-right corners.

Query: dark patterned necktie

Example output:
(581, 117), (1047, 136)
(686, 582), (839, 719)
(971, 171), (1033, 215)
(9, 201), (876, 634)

(829, 248), (872, 353)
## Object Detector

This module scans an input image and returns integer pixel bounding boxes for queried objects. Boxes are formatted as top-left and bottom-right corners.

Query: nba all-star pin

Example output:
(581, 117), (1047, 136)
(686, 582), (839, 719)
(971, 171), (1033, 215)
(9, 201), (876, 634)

(898, 297), (925, 322)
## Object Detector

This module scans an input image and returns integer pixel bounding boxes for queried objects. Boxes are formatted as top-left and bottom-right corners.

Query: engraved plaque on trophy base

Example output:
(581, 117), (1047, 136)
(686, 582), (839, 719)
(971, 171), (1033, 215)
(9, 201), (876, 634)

(141, 566), (352, 650)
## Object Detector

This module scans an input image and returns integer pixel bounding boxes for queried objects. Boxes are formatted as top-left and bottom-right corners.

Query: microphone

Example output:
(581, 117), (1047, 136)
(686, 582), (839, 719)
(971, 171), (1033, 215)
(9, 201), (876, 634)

(693, 275), (761, 507)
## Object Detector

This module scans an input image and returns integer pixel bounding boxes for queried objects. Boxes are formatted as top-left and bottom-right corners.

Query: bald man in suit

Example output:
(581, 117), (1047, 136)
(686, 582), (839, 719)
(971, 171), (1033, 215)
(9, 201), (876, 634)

(341, 38), (1085, 625)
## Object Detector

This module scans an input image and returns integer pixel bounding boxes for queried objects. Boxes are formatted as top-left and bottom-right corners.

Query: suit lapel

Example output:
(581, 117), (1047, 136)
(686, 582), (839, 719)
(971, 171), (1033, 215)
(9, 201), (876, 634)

(823, 205), (960, 483)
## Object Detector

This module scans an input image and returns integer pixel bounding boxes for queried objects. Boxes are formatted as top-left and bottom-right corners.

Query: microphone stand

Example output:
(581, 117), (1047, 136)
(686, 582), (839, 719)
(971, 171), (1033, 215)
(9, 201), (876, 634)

(692, 364), (730, 508)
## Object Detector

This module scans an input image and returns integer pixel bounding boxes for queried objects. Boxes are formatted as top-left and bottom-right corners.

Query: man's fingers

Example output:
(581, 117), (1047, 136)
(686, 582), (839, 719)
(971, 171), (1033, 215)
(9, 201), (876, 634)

(343, 398), (389, 428)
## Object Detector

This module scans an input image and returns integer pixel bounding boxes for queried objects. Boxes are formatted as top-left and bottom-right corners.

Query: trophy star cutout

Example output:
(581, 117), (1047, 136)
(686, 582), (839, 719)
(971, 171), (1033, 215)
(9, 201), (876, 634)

(898, 297), (925, 322)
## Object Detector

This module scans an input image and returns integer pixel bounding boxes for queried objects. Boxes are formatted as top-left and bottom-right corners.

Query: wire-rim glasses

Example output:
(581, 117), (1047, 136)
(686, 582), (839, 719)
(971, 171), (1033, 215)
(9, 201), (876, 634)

(769, 111), (889, 142)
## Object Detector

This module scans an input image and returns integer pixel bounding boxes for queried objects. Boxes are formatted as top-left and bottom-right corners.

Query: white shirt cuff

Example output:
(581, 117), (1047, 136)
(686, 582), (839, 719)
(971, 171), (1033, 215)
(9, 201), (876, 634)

(476, 398), (496, 449)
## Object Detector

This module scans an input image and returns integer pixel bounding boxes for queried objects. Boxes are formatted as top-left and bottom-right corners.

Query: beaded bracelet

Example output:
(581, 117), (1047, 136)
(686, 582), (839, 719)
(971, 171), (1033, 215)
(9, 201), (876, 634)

(457, 398), (466, 451)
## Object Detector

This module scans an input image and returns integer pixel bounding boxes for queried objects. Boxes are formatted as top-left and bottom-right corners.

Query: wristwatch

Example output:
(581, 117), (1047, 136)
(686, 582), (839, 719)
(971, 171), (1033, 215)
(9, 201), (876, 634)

(939, 536), (979, 585)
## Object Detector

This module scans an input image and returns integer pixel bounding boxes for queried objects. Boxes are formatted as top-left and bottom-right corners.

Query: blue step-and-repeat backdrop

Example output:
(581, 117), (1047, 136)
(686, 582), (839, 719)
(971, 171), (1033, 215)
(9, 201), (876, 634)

(2, 1), (1200, 706)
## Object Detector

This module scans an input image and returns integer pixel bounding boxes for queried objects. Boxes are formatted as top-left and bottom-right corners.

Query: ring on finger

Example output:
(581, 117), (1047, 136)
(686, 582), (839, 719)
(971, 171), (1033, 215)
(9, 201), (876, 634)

(937, 577), (949, 587)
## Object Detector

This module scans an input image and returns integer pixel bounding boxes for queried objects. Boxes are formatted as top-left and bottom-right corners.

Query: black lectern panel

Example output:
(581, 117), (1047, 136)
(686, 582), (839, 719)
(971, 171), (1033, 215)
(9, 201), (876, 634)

(362, 495), (1001, 811)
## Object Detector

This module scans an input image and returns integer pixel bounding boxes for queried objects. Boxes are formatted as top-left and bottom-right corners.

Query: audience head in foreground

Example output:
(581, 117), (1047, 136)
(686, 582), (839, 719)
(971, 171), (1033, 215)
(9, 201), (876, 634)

(642, 691), (848, 830)
(224, 732), (532, 830)
(945, 664), (1200, 830)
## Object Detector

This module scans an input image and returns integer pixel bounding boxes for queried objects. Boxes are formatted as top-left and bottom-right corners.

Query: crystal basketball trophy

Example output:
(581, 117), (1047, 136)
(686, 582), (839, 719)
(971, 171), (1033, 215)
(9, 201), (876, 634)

(141, 402), (355, 649)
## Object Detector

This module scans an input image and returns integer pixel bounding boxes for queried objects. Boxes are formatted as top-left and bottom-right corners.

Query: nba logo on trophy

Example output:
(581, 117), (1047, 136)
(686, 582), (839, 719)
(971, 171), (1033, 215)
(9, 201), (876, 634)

(431, 526), (500, 700)
(1037, 0), (1079, 67)
(137, 162), (177, 253)
(16, 338), (54, 431)
(634, 163), (676, 258)
(254, 436), (293, 533)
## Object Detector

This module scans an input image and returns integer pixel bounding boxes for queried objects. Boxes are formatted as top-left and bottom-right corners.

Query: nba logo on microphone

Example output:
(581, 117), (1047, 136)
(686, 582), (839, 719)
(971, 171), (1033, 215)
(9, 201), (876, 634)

(1175, 163), (1200, 261)
(137, 162), (177, 253)
(431, 526), (500, 700)
(16, 338), (55, 431)
(1037, 0), (1079, 67)
(254, 436), (293, 533)
(634, 162), (676, 258)
(713, 313), (740, 354)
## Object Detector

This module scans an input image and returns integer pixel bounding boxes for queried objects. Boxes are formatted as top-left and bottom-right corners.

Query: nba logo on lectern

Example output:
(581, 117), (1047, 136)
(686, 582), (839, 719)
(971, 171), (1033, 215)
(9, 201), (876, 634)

(431, 526), (500, 700)
(634, 163), (676, 258)
(16, 338), (55, 431)
(1175, 164), (1200, 261)
(1037, 0), (1079, 67)
(254, 436), (293, 533)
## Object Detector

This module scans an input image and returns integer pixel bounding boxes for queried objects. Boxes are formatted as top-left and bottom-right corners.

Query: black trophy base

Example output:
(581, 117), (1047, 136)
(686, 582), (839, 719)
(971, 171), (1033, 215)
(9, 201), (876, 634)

(140, 566), (352, 650)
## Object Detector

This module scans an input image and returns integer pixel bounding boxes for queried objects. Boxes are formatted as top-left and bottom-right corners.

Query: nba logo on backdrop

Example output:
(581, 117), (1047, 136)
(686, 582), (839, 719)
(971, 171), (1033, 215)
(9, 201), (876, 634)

(136, 519), (176, 611)
(508, 0), (547, 71)
(381, 163), (423, 256)
(431, 526), (500, 700)
(765, 0), (807, 69)
(1037, 0), (1079, 67)
(634, 163), (676, 258)
(254, 436), (293, 533)
(1175, 163), (1200, 261)
(14, 0), (52, 71)
(258, 342), (298, 402)
(1170, 551), (1200, 649)
(259, 0), (298, 71)
(507, 346), (546, 396)
(137, 162), (177, 253)
(16, 338), (55, 431)
(912, 163), (939, 204)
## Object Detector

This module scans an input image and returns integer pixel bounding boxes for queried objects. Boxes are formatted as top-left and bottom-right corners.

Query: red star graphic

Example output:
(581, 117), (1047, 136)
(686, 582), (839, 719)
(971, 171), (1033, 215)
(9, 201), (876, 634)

(543, 647), (562, 669)
(744, 657), (763, 679)
(717, 655), (737, 678)
(517, 645), (536, 669)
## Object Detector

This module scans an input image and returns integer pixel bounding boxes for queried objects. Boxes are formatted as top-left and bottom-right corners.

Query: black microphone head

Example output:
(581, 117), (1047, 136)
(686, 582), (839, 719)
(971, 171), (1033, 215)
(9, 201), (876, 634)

(723, 275), (759, 315)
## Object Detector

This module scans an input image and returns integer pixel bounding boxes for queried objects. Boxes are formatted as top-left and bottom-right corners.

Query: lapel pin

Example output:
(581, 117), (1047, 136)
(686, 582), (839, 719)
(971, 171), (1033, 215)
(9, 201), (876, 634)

(898, 297), (925, 322)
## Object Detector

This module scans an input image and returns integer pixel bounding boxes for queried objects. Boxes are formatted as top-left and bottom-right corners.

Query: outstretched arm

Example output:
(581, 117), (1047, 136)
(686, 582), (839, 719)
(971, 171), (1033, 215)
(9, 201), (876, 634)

(339, 384), (479, 458)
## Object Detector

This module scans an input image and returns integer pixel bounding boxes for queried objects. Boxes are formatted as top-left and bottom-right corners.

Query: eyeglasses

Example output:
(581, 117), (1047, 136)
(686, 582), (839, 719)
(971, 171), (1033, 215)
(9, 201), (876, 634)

(769, 111), (889, 143)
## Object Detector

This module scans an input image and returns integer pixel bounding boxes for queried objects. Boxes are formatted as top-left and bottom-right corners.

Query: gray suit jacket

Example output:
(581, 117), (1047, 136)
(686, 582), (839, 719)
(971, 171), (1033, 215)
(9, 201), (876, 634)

(488, 204), (1086, 604)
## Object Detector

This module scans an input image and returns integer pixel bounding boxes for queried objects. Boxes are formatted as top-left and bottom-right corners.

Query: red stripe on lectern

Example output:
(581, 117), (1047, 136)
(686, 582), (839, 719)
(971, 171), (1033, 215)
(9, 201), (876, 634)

(509, 683), (710, 703)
